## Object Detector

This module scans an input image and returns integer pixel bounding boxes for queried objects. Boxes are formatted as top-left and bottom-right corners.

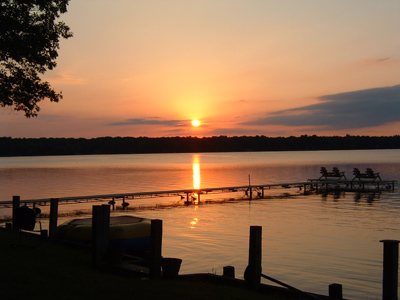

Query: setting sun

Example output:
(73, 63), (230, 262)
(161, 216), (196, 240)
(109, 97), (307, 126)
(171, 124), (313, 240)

(191, 120), (200, 127)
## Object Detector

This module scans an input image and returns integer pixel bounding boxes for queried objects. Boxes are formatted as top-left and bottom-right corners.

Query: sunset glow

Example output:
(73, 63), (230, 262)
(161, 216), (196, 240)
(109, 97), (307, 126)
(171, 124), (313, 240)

(2, 1), (400, 138)
(191, 120), (200, 127)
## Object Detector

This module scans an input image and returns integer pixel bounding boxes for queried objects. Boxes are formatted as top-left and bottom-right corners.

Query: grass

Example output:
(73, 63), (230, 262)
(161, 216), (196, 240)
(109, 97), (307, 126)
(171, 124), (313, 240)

(0, 229), (305, 300)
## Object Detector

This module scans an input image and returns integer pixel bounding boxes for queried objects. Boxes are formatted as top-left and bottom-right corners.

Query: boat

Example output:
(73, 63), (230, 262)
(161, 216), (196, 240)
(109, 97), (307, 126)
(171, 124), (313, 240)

(57, 215), (151, 254)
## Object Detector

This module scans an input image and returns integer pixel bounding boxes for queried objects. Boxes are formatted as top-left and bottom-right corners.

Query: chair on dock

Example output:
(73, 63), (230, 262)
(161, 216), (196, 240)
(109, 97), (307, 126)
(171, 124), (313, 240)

(352, 168), (382, 182)
(319, 167), (346, 180)
(13, 206), (43, 246)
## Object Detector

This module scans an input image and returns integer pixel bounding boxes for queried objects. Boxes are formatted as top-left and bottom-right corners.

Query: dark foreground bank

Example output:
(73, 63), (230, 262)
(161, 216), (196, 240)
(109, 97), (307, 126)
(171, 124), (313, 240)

(0, 229), (307, 300)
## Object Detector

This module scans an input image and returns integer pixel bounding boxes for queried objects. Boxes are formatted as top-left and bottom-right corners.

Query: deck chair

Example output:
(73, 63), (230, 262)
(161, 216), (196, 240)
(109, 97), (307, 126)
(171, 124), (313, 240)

(13, 206), (43, 246)
(366, 168), (382, 181)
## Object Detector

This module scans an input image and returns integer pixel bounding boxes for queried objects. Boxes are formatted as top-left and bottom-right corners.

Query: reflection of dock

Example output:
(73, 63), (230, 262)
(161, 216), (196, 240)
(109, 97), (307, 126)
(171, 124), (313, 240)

(0, 178), (397, 209)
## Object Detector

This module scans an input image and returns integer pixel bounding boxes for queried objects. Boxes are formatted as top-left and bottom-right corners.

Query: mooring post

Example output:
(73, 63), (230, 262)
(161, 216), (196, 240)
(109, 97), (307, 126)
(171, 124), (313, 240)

(12, 196), (20, 229)
(223, 266), (235, 278)
(92, 205), (103, 268)
(49, 198), (59, 240)
(101, 205), (110, 253)
(92, 205), (110, 268)
(149, 219), (163, 279)
(109, 197), (115, 211)
(245, 225), (262, 288)
(381, 240), (399, 300)
(329, 283), (343, 299)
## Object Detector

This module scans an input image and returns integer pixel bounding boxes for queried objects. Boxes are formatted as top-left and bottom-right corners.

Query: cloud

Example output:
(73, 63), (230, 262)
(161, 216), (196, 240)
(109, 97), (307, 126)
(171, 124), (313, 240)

(243, 84), (400, 130)
(46, 72), (87, 85)
(109, 118), (187, 127)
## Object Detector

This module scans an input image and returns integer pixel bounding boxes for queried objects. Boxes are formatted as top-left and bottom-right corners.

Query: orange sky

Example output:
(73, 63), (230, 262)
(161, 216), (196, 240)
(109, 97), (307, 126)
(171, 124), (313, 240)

(2, 0), (400, 138)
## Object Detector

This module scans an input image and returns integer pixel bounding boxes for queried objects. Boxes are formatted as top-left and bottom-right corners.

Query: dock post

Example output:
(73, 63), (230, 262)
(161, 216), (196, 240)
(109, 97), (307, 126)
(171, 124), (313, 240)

(329, 283), (343, 299)
(101, 205), (110, 252)
(149, 219), (163, 279)
(109, 197), (115, 211)
(223, 266), (235, 278)
(92, 205), (110, 268)
(49, 198), (59, 240)
(380, 240), (399, 300)
(261, 187), (264, 199)
(12, 196), (20, 229)
(244, 226), (262, 288)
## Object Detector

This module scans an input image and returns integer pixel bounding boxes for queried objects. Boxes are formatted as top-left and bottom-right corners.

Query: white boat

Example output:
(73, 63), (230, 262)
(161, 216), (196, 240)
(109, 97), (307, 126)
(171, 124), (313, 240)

(57, 215), (151, 253)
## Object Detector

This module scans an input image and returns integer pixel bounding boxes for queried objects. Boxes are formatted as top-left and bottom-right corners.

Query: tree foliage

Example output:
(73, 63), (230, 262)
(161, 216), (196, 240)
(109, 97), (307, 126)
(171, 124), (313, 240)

(0, 0), (72, 117)
(1, 135), (400, 156)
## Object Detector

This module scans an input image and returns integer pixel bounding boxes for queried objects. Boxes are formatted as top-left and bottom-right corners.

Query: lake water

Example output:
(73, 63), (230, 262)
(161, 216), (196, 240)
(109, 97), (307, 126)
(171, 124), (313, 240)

(1, 150), (399, 299)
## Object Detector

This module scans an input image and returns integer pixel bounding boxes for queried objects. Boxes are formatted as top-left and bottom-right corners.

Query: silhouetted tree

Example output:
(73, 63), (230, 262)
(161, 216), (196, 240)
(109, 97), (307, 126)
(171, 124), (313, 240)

(0, 0), (72, 117)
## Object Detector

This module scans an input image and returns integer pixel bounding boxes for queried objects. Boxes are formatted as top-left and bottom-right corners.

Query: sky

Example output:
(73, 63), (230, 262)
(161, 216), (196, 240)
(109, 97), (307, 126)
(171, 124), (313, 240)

(1, 0), (400, 138)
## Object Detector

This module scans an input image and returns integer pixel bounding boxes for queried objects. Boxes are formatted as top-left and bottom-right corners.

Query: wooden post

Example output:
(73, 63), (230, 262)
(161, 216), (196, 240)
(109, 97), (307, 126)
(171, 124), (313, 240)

(92, 205), (110, 268)
(329, 283), (343, 299)
(261, 187), (264, 198)
(92, 205), (103, 268)
(149, 219), (163, 279)
(381, 240), (399, 300)
(101, 205), (110, 252)
(108, 197), (115, 211)
(223, 266), (235, 278)
(245, 226), (262, 288)
(49, 198), (59, 240)
(12, 196), (20, 229)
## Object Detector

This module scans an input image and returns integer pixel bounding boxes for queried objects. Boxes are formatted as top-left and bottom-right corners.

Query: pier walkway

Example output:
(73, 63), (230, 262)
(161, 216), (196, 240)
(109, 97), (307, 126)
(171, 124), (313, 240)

(0, 178), (397, 209)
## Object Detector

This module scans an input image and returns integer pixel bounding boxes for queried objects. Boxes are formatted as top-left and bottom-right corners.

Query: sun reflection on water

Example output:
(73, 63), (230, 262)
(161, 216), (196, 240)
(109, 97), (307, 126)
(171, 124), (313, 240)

(193, 154), (200, 190)
(192, 155), (201, 205)
(189, 217), (199, 229)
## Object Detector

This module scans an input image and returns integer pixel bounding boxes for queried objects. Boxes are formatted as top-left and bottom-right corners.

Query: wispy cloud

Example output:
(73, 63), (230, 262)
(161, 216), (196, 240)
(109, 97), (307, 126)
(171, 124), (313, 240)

(243, 84), (400, 130)
(356, 57), (391, 67)
(46, 72), (87, 85)
(109, 118), (187, 127)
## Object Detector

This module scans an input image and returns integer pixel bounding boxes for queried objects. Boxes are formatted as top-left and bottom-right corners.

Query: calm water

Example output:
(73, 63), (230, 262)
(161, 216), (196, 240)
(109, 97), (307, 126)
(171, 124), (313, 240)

(1, 150), (399, 299)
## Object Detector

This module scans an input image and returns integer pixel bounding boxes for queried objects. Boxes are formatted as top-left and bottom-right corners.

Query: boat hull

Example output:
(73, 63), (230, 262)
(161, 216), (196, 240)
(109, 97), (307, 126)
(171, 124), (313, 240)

(57, 215), (151, 253)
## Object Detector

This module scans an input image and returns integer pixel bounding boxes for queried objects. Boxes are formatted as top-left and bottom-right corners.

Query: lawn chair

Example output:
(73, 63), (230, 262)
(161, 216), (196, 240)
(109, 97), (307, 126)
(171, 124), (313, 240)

(332, 167), (347, 180)
(13, 206), (43, 246)
(352, 168), (381, 182)
(319, 167), (346, 180)
(366, 168), (382, 181)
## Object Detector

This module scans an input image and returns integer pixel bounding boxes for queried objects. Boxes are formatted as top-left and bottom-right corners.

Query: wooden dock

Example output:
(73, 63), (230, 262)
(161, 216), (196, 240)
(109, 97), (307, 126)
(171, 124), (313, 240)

(0, 178), (397, 209)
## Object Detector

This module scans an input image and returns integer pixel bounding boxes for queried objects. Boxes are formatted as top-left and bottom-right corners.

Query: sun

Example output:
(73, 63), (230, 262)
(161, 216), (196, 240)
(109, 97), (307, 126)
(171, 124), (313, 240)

(191, 120), (200, 127)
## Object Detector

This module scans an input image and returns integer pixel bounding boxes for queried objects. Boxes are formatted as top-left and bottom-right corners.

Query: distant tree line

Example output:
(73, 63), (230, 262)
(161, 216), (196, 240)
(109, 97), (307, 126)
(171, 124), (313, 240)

(1, 135), (400, 157)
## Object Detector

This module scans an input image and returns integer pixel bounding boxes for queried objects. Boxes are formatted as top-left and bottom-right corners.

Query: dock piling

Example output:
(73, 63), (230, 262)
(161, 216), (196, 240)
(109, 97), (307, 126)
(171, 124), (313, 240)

(223, 266), (235, 278)
(12, 196), (20, 229)
(92, 205), (110, 268)
(245, 226), (262, 288)
(381, 239), (399, 300)
(149, 219), (163, 279)
(329, 283), (343, 299)
(49, 198), (59, 240)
